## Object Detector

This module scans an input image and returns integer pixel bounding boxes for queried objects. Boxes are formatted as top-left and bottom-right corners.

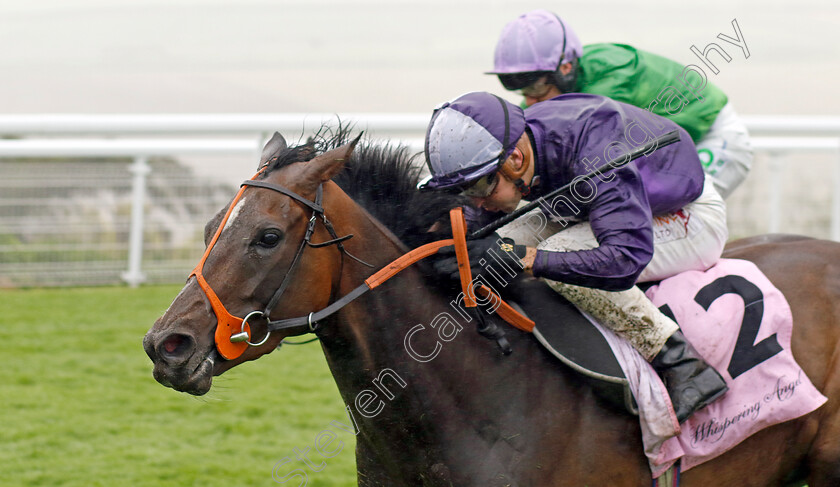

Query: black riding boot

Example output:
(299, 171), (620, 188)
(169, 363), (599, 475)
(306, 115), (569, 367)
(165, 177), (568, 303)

(650, 330), (728, 423)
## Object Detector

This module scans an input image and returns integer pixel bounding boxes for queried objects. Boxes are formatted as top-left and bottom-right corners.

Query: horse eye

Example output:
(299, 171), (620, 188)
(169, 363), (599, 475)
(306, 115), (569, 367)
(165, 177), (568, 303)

(257, 230), (282, 248)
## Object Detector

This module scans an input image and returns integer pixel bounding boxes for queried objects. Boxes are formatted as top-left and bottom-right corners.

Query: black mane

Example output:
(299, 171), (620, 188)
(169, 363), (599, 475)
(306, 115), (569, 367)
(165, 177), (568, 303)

(261, 126), (466, 248)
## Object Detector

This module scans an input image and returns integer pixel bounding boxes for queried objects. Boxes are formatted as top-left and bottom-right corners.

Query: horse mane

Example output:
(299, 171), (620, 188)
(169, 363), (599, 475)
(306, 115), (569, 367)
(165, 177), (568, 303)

(259, 125), (467, 248)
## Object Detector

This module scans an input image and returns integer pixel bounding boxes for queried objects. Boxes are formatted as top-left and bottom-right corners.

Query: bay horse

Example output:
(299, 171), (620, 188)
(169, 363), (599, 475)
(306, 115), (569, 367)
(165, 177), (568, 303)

(143, 130), (840, 486)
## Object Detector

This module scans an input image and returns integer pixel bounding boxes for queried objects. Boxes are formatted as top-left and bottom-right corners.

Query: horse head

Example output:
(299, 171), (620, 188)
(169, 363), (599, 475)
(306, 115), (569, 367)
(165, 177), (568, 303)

(143, 133), (362, 395)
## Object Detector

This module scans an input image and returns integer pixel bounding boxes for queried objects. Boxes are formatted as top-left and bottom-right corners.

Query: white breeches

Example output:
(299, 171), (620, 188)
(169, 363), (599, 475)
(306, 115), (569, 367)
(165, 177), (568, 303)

(496, 174), (727, 359)
(695, 102), (753, 200)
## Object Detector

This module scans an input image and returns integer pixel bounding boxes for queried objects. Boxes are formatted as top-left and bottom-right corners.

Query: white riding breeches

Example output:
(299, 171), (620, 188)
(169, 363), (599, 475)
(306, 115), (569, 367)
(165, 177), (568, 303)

(695, 102), (753, 200)
(496, 174), (727, 359)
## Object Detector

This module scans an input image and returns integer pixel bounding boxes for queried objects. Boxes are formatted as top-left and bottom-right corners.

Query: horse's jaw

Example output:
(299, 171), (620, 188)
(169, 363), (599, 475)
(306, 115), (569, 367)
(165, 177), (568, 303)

(143, 328), (216, 395)
(157, 352), (215, 396)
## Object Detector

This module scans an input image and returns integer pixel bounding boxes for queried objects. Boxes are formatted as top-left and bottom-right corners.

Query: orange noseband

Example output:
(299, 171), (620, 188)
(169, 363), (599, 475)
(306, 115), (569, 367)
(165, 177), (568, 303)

(190, 172), (263, 360)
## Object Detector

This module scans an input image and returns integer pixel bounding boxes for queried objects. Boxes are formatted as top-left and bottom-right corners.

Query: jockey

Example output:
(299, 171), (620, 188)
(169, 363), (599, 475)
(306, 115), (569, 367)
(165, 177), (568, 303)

(420, 91), (729, 423)
(487, 9), (752, 199)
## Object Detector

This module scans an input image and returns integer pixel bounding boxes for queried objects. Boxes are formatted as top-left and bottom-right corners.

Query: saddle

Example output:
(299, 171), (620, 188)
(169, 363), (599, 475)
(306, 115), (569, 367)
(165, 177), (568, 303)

(438, 207), (637, 413)
(502, 276), (638, 415)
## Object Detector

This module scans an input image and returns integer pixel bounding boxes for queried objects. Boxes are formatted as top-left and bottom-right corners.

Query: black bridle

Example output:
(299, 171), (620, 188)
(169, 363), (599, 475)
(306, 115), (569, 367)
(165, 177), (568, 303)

(193, 171), (374, 360)
(227, 180), (373, 344)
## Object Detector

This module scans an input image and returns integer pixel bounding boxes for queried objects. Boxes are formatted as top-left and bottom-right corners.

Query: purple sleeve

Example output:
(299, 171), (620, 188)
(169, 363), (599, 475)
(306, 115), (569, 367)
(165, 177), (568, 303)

(531, 164), (654, 291)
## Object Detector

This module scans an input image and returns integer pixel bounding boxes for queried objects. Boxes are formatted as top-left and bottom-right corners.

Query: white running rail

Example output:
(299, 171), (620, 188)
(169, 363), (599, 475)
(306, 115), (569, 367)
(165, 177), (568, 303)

(0, 114), (837, 287)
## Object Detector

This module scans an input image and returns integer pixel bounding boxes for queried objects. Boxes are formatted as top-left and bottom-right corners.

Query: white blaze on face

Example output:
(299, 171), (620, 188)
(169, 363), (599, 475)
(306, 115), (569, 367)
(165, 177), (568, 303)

(221, 195), (248, 235)
(163, 279), (192, 315)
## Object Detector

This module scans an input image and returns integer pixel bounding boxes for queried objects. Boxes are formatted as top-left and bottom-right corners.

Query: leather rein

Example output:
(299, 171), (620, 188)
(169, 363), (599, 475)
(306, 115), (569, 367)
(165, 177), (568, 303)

(193, 169), (534, 361)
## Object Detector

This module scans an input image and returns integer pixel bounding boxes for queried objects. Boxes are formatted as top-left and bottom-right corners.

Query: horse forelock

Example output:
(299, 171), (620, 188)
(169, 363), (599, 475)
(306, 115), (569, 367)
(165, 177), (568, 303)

(255, 124), (467, 249)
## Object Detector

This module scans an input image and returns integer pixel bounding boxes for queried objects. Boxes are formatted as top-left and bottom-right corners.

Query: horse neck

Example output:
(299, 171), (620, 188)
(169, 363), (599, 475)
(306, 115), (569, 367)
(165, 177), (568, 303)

(314, 187), (566, 462)
(308, 189), (646, 485)
(317, 185), (439, 368)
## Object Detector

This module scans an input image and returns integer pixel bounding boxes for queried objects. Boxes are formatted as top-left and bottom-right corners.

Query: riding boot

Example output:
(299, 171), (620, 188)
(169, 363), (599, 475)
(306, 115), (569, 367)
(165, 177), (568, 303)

(543, 280), (727, 423)
(495, 213), (728, 421)
(650, 330), (728, 423)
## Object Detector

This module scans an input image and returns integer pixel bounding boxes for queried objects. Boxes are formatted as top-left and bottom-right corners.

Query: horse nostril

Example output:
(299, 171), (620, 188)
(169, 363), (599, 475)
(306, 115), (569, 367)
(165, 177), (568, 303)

(157, 333), (196, 365)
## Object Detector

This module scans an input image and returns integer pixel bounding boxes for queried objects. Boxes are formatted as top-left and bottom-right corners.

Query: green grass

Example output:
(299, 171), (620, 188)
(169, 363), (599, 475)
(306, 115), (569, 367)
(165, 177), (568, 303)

(0, 286), (357, 486)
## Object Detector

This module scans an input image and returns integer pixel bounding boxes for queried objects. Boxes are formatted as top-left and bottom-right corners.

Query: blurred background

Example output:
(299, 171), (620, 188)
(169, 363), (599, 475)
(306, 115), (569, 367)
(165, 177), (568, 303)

(1, 0), (838, 287)
(4, 0), (838, 114)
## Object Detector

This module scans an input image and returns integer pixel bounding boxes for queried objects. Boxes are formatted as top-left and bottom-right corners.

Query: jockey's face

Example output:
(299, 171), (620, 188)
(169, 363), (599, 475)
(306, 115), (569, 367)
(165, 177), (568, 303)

(469, 177), (519, 213)
(519, 62), (575, 106)
(468, 149), (525, 214)
(523, 80), (561, 107)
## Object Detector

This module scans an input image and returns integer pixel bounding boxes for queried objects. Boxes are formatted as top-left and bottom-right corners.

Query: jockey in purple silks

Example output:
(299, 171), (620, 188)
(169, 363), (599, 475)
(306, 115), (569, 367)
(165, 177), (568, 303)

(421, 91), (729, 423)
(487, 9), (752, 200)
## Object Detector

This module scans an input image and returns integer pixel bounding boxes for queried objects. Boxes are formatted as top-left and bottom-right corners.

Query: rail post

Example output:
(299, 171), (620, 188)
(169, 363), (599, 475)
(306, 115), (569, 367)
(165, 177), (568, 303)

(122, 155), (150, 287)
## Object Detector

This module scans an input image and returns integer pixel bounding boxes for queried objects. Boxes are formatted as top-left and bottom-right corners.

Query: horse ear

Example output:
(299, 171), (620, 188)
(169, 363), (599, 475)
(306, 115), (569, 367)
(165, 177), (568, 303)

(305, 133), (363, 184)
(259, 132), (288, 168)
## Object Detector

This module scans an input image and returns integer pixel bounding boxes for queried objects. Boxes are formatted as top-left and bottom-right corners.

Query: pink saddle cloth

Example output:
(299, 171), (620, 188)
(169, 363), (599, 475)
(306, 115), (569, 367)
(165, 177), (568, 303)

(638, 258), (827, 476)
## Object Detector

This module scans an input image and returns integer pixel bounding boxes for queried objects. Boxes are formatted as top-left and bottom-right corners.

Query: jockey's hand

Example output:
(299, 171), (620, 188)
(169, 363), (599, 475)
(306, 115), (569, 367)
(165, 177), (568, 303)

(432, 233), (528, 282)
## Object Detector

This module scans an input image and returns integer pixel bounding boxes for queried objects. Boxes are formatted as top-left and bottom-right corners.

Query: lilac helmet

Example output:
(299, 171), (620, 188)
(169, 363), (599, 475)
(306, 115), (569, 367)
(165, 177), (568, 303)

(421, 92), (526, 191)
(487, 10), (582, 74)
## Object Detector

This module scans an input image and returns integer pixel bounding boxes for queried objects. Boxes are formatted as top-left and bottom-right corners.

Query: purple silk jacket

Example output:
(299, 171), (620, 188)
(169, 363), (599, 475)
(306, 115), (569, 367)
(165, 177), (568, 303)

(468, 93), (705, 291)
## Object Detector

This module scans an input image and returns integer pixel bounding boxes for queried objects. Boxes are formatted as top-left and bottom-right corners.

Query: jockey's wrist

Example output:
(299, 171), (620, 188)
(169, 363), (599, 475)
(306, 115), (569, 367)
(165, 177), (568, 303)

(522, 246), (537, 274)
